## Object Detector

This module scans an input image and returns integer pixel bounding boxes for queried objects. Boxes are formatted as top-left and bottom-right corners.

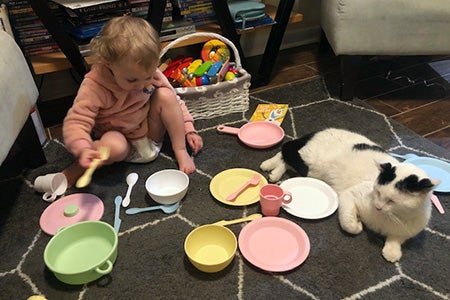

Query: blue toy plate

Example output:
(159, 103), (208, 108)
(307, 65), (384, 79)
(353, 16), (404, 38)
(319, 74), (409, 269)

(404, 157), (450, 193)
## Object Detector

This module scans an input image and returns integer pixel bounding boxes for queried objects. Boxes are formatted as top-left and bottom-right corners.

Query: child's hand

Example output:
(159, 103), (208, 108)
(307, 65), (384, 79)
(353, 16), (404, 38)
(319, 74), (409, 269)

(78, 148), (104, 169)
(186, 132), (203, 156)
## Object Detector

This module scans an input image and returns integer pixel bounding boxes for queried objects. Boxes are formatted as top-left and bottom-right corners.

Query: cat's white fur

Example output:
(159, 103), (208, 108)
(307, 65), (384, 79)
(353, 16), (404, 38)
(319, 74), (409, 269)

(260, 128), (439, 262)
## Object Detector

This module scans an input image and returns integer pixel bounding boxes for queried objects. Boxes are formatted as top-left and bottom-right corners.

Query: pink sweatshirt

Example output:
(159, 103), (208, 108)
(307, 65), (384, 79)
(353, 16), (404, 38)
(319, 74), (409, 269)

(63, 64), (195, 156)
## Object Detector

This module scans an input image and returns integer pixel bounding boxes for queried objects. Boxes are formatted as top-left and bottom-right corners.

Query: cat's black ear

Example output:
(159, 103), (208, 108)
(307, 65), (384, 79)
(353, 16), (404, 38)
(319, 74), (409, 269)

(395, 176), (441, 193)
(378, 162), (392, 171)
(420, 178), (441, 192)
(375, 161), (396, 185)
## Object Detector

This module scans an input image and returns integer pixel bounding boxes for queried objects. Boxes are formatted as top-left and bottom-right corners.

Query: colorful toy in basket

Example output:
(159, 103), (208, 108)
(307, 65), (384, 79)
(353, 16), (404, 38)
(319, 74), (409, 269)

(201, 39), (231, 63)
(161, 38), (240, 88)
(159, 32), (251, 120)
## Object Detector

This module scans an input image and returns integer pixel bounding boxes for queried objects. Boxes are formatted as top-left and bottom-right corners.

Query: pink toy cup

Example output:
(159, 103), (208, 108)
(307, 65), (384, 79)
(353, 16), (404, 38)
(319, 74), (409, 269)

(259, 184), (292, 216)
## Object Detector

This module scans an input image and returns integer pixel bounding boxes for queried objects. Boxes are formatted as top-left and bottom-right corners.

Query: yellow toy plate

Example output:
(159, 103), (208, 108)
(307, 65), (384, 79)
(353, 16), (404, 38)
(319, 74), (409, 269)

(210, 168), (268, 206)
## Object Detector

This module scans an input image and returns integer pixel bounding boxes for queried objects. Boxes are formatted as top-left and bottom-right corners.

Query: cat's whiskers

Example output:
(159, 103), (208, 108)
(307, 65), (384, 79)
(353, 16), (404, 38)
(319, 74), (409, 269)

(386, 211), (413, 236)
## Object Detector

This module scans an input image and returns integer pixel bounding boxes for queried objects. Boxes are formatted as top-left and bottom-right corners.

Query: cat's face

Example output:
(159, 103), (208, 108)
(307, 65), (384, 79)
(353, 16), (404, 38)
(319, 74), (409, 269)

(372, 162), (439, 213)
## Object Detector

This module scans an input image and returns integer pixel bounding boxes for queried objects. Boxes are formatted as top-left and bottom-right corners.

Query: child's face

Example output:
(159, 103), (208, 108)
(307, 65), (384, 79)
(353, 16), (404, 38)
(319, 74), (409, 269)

(109, 57), (156, 92)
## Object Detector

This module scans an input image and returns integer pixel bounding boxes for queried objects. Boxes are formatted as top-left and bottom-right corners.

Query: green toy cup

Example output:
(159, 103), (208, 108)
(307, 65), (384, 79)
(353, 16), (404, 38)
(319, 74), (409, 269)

(44, 221), (118, 285)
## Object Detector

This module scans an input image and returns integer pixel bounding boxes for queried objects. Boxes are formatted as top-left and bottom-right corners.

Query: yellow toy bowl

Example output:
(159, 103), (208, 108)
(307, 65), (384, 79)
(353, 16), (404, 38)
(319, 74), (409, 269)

(184, 225), (237, 273)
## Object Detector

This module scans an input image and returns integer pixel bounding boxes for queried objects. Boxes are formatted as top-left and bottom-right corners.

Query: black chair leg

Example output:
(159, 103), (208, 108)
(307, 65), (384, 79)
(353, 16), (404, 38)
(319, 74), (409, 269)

(0, 116), (46, 179)
(19, 116), (47, 168)
(340, 55), (362, 101)
(318, 29), (332, 53)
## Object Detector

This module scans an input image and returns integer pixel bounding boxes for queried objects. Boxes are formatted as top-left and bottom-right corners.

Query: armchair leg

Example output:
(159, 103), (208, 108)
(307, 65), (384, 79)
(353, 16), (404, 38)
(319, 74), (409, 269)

(340, 55), (362, 101)
(0, 116), (46, 179)
(19, 116), (47, 168)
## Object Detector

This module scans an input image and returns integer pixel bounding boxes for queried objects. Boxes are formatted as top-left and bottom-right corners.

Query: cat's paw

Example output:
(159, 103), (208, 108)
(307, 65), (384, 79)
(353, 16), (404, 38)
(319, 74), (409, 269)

(260, 152), (283, 172)
(341, 220), (363, 235)
(267, 165), (286, 182)
(259, 160), (272, 172)
(382, 243), (402, 263)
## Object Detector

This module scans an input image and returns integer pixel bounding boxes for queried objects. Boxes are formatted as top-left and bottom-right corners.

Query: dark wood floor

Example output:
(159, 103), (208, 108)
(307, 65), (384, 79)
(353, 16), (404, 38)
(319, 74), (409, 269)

(248, 43), (450, 151)
(46, 43), (450, 151)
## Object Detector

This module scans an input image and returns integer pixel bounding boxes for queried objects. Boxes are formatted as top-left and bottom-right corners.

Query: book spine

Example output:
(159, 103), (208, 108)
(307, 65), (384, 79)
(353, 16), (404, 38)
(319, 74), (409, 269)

(68, 1), (130, 16)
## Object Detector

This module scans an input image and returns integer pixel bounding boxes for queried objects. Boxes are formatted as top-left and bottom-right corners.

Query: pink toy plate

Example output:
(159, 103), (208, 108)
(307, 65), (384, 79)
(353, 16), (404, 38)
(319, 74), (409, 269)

(39, 193), (104, 235)
(217, 121), (284, 149)
(238, 217), (310, 272)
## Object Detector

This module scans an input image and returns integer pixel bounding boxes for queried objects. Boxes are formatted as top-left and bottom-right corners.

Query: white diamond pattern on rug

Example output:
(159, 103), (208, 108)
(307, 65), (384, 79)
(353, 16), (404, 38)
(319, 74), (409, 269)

(1, 78), (449, 299)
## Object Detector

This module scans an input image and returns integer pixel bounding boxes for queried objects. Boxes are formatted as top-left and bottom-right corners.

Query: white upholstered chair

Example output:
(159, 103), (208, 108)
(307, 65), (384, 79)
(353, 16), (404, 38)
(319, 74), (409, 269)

(320, 0), (450, 100)
(0, 30), (46, 177)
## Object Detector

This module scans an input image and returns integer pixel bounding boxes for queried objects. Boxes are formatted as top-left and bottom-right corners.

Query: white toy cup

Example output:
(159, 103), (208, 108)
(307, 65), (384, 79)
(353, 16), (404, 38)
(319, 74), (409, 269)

(34, 173), (67, 202)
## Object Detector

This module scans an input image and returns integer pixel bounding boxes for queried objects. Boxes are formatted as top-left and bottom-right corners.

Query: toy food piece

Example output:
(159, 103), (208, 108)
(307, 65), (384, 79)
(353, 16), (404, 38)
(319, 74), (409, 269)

(206, 61), (223, 77)
(195, 75), (210, 86)
(225, 71), (236, 81)
(218, 61), (230, 81)
(194, 61), (213, 77)
(206, 61), (223, 84)
(186, 59), (203, 75)
(201, 39), (231, 63)
(159, 58), (171, 72)
(163, 56), (193, 78)
(169, 61), (191, 81)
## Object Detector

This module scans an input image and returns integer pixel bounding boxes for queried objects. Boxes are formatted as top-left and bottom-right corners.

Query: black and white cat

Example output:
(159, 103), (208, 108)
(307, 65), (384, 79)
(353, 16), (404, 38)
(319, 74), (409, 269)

(260, 128), (440, 262)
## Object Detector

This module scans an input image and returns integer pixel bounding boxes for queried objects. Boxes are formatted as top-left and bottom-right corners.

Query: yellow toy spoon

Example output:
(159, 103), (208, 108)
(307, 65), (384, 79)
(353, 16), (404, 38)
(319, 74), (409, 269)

(212, 213), (262, 226)
(75, 146), (110, 188)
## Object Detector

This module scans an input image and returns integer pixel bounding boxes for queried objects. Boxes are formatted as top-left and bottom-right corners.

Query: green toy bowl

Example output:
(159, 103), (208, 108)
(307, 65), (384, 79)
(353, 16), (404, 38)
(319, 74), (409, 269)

(44, 221), (118, 285)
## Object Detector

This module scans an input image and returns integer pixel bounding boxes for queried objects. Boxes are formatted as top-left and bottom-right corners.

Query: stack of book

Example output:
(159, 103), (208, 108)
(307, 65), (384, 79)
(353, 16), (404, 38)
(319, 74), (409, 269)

(129, 0), (173, 23)
(6, 0), (61, 57)
(128, 0), (149, 18)
(54, 0), (192, 55)
(54, 0), (131, 42)
(177, 0), (216, 26)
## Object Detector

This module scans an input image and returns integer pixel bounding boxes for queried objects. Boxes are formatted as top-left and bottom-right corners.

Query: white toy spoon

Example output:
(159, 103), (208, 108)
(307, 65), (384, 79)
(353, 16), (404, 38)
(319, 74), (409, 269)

(122, 172), (138, 207)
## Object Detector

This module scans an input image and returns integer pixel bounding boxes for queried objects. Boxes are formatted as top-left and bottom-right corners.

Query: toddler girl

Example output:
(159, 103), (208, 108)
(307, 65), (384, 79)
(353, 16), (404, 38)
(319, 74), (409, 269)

(62, 16), (203, 186)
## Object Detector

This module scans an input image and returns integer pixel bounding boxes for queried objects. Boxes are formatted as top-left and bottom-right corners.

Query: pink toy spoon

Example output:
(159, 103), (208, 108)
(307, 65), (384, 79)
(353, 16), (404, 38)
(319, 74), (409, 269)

(430, 193), (445, 214)
(226, 174), (261, 201)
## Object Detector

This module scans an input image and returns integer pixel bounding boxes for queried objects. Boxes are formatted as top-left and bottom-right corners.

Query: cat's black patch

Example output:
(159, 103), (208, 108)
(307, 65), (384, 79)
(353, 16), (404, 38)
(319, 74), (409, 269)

(395, 175), (434, 193)
(353, 143), (386, 153)
(281, 132), (316, 176)
(377, 163), (396, 185)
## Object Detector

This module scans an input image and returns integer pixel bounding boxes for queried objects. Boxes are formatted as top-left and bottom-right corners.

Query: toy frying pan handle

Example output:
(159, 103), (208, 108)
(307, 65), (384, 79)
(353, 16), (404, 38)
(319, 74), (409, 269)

(217, 125), (240, 135)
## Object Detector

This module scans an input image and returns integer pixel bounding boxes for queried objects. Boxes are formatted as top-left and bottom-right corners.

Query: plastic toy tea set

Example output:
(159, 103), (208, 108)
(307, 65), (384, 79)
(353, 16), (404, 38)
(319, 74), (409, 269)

(32, 111), (449, 287)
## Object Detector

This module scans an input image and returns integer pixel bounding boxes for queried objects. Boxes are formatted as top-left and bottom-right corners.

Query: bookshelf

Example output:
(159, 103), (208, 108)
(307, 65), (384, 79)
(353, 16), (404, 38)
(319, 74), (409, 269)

(30, 0), (302, 87)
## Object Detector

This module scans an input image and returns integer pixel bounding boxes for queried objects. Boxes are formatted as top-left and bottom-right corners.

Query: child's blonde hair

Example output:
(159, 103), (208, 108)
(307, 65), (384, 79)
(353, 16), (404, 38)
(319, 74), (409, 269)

(90, 16), (161, 71)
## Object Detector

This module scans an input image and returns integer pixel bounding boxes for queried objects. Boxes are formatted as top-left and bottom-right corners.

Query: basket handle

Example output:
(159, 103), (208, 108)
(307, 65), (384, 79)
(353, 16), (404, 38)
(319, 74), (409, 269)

(160, 32), (242, 68)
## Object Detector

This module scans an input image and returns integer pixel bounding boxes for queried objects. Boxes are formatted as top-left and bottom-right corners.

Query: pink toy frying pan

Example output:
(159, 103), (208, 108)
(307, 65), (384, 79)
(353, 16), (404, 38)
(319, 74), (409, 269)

(217, 121), (284, 149)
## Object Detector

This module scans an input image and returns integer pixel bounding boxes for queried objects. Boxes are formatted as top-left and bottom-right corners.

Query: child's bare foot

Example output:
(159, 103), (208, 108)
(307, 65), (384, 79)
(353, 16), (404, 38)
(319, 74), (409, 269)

(61, 161), (86, 188)
(174, 149), (195, 174)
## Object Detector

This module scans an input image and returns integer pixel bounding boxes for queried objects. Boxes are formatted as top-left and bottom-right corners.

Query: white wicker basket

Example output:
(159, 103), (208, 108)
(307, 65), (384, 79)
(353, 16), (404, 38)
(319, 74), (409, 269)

(160, 32), (251, 120)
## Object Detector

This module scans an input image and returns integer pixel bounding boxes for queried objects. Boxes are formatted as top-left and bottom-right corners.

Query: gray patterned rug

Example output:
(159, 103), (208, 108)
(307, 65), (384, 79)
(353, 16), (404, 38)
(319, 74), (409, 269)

(1, 77), (449, 299)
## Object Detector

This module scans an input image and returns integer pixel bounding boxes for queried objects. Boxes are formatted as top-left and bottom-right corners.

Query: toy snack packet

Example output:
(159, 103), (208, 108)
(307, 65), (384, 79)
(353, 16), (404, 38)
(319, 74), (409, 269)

(250, 104), (288, 125)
